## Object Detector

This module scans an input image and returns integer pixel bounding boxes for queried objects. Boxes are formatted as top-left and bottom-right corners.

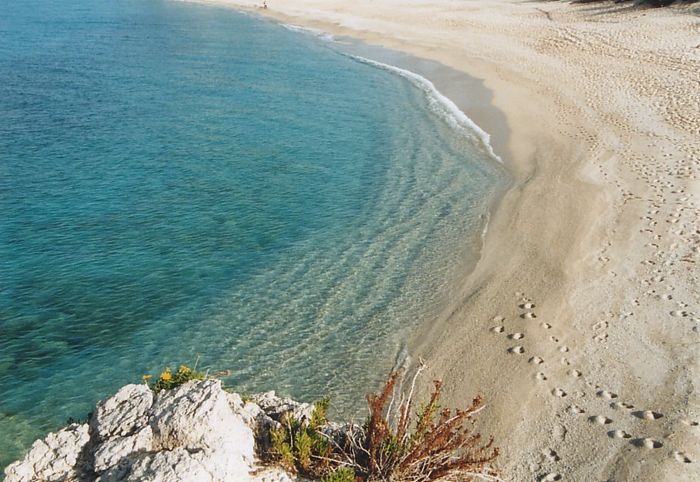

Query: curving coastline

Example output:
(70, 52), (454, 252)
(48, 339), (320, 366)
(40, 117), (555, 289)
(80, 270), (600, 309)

(347, 55), (503, 162)
(1, 0), (512, 467)
(198, 0), (700, 480)
(6, 0), (697, 479)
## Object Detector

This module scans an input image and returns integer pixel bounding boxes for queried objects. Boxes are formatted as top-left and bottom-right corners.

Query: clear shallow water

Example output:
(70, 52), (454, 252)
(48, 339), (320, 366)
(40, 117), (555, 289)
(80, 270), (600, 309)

(0, 0), (503, 468)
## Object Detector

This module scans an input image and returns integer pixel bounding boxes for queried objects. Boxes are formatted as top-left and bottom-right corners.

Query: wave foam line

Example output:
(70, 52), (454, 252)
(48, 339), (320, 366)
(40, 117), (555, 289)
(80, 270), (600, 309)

(280, 23), (335, 42)
(350, 55), (502, 163)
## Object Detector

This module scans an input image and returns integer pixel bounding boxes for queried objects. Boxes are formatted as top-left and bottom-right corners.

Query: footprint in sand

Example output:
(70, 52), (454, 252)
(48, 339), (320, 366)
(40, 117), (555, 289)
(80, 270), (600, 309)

(632, 410), (664, 420)
(552, 388), (567, 398)
(592, 320), (608, 331)
(530, 356), (544, 365)
(508, 346), (525, 354)
(509, 332), (525, 340)
(549, 336), (559, 343)
(609, 429), (632, 439)
(569, 369), (582, 378)
(568, 404), (585, 415)
(520, 302), (536, 310)
(491, 326), (505, 333)
(590, 415), (613, 425)
(632, 438), (663, 449)
(542, 448), (560, 462)
(521, 312), (537, 319)
(493, 315), (505, 323)
(611, 401), (634, 410)
(540, 474), (562, 482)
(559, 346), (569, 353)
(670, 310), (688, 317)
(541, 322), (552, 329)
(597, 390), (618, 400)
(673, 451), (692, 464)
(681, 419), (699, 427)
(536, 372), (548, 381)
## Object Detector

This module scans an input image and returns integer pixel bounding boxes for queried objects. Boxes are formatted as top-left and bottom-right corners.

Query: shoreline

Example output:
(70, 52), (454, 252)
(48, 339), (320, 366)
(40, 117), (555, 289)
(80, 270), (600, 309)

(197, 1), (699, 480)
(229, 10), (515, 400)
(0, 1), (512, 469)
(248, 13), (516, 401)
(336, 42), (513, 403)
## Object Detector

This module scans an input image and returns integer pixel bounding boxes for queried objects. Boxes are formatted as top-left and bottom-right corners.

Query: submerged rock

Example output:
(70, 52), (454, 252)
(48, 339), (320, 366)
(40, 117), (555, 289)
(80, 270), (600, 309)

(4, 380), (297, 482)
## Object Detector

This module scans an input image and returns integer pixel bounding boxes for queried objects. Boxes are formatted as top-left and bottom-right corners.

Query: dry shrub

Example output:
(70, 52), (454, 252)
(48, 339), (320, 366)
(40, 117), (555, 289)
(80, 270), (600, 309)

(341, 363), (500, 481)
(266, 362), (501, 481)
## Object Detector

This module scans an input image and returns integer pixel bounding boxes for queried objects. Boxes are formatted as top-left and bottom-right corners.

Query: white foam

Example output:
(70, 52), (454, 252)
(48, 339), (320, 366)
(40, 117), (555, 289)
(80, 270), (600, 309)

(480, 211), (492, 240)
(281, 23), (335, 42)
(393, 343), (412, 373)
(275, 27), (500, 162)
(349, 55), (502, 163)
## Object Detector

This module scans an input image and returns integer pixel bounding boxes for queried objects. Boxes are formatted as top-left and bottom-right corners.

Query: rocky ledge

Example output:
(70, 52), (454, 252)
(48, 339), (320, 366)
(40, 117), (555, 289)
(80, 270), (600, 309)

(4, 380), (312, 482)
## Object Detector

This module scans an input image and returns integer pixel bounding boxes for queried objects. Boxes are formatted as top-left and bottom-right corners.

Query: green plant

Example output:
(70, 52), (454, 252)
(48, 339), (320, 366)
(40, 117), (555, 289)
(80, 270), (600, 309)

(144, 365), (205, 393)
(320, 467), (356, 482)
(311, 396), (330, 429)
(268, 397), (333, 477)
(270, 424), (296, 469)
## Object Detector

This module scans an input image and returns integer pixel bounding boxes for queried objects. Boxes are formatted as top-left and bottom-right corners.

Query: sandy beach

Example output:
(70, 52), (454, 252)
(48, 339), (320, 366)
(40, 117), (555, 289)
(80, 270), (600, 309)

(204, 1), (699, 479)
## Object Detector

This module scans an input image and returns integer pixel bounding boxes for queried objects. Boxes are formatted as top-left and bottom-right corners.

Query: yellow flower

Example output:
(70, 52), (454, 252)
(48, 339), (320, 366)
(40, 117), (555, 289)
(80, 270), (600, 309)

(142, 375), (152, 381)
(160, 370), (172, 382)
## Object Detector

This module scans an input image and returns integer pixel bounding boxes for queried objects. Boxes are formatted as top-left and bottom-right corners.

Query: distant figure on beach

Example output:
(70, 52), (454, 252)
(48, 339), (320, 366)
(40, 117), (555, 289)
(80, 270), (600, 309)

(262, 1), (267, 9)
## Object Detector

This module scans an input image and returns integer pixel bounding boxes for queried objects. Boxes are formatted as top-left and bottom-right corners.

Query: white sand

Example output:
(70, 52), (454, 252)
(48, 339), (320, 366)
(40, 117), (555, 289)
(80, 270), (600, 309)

(200, 1), (699, 479)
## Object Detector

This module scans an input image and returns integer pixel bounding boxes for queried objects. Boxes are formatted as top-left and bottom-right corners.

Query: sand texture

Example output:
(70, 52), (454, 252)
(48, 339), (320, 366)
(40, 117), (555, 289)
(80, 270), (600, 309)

(201, 0), (698, 480)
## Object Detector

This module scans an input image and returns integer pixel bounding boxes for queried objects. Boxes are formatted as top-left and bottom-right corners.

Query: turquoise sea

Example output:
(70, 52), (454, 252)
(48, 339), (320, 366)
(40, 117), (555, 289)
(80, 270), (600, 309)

(0, 0), (504, 468)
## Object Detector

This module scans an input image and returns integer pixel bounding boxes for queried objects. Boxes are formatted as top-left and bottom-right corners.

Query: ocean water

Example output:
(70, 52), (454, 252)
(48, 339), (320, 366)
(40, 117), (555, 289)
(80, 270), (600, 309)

(0, 0), (504, 468)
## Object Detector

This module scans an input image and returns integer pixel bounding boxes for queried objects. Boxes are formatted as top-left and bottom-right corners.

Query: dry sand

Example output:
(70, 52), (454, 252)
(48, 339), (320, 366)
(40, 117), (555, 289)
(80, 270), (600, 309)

(201, 0), (699, 479)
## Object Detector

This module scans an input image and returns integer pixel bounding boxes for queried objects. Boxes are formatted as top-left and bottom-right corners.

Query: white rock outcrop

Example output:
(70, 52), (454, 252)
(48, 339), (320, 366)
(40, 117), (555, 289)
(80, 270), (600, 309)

(4, 380), (300, 482)
(251, 391), (315, 423)
(3, 424), (90, 482)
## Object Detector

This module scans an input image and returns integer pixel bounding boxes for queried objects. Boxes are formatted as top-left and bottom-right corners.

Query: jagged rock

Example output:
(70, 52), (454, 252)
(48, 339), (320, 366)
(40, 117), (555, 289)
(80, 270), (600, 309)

(92, 384), (153, 440)
(97, 447), (220, 482)
(147, 379), (255, 480)
(247, 391), (318, 457)
(93, 426), (152, 473)
(251, 391), (315, 423)
(4, 423), (90, 482)
(234, 393), (281, 453)
(151, 380), (252, 450)
(4, 380), (298, 482)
